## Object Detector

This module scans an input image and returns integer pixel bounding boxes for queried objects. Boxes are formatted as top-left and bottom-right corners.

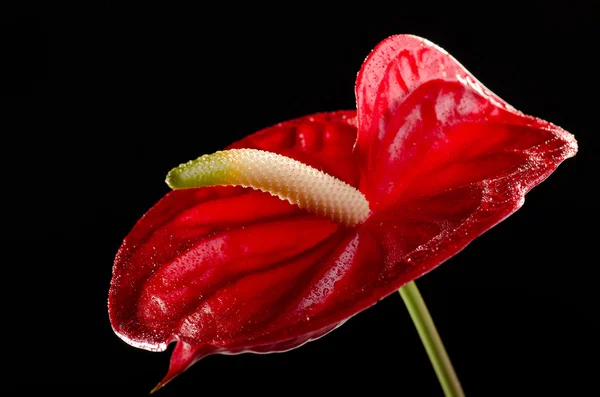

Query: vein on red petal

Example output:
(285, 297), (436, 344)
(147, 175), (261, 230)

(140, 217), (338, 328)
(158, 227), (351, 388)
(358, 71), (575, 207)
(356, 34), (512, 146)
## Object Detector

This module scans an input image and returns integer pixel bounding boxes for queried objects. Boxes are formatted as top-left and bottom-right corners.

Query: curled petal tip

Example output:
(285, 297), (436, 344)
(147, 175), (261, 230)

(149, 382), (165, 394)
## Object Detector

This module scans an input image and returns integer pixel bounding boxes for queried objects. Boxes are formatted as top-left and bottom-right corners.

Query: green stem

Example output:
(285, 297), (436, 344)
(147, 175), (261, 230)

(399, 281), (465, 397)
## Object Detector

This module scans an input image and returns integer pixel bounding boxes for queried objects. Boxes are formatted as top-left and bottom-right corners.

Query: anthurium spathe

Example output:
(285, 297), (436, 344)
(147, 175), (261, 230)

(108, 34), (577, 392)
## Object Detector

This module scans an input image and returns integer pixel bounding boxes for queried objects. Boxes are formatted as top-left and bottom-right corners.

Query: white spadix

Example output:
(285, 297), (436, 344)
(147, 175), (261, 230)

(166, 149), (370, 227)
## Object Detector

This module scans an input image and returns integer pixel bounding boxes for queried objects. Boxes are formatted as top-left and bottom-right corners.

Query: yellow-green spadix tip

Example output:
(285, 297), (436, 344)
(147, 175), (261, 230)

(165, 152), (230, 189)
(165, 149), (370, 227)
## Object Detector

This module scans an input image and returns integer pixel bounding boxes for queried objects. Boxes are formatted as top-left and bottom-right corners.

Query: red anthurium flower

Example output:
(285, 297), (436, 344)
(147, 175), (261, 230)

(108, 34), (576, 391)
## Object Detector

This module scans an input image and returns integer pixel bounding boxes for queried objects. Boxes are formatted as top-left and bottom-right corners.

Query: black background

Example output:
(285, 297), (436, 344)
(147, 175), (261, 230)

(2, 6), (598, 397)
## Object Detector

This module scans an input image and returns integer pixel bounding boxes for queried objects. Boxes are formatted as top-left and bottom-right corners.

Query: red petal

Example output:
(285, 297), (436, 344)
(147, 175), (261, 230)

(355, 34), (577, 206)
(108, 111), (360, 386)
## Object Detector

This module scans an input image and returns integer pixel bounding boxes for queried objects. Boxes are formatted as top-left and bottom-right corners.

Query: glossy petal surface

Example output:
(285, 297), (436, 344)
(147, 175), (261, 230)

(108, 35), (576, 388)
(109, 112), (362, 384)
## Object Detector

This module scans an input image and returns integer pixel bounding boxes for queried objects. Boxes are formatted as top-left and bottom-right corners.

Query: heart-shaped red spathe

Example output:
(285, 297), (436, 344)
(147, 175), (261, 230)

(108, 35), (576, 388)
